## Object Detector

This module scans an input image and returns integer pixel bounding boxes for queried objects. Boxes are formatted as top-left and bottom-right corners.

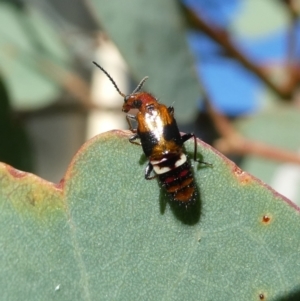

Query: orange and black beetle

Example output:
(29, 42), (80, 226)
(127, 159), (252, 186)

(93, 62), (210, 208)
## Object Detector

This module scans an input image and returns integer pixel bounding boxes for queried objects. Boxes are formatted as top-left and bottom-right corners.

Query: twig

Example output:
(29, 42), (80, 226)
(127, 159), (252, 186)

(38, 59), (96, 110)
(204, 96), (300, 165)
(215, 136), (300, 165)
(280, 0), (300, 94)
(183, 5), (293, 99)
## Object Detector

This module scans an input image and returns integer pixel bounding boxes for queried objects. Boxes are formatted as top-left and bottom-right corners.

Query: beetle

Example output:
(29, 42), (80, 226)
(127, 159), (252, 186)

(93, 61), (211, 208)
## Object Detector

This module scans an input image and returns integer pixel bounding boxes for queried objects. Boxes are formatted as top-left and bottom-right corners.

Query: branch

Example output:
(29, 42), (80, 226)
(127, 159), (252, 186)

(183, 6), (293, 99)
(203, 97), (300, 165)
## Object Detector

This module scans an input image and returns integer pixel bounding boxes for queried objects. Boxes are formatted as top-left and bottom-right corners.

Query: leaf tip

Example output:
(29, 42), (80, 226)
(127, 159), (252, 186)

(54, 178), (65, 190)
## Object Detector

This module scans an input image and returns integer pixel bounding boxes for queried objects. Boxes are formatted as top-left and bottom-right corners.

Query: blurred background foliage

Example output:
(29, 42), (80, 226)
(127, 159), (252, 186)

(0, 0), (300, 204)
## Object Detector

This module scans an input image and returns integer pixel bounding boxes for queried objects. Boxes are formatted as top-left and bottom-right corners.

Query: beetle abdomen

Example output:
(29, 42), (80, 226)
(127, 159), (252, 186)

(151, 154), (197, 206)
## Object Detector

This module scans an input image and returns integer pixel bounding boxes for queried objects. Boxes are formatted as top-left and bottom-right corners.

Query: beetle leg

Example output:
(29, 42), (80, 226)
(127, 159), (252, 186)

(129, 133), (141, 146)
(181, 133), (212, 167)
(126, 114), (141, 145)
(126, 114), (137, 133)
(145, 162), (157, 180)
(168, 106), (174, 115)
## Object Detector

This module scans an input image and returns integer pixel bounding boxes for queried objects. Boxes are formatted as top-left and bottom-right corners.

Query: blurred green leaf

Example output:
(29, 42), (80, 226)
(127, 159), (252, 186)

(0, 2), (70, 110)
(237, 105), (300, 206)
(90, 0), (201, 123)
(233, 0), (288, 38)
(1, 131), (300, 300)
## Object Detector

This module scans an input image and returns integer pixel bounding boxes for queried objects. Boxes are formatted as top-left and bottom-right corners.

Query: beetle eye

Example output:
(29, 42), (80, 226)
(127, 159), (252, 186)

(133, 99), (142, 108)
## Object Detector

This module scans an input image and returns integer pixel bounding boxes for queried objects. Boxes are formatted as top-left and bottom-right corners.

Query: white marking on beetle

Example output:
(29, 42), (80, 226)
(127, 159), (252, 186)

(151, 154), (187, 175)
(152, 165), (171, 174)
(175, 153), (187, 168)
(144, 111), (164, 141)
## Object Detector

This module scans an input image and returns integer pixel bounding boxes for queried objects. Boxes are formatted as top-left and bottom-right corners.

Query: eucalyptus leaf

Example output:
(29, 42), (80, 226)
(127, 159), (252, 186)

(237, 105), (300, 205)
(233, 0), (288, 38)
(1, 131), (300, 300)
(0, 2), (70, 110)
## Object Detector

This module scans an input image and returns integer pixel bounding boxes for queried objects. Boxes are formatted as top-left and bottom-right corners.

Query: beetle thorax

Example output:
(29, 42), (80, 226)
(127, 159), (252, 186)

(122, 92), (158, 113)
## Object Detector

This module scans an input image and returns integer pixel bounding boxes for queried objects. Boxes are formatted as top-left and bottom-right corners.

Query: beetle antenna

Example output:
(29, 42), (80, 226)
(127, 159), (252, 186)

(132, 76), (149, 94)
(93, 61), (125, 97)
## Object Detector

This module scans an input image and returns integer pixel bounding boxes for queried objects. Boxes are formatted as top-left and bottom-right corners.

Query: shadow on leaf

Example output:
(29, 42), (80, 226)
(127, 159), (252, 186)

(158, 177), (202, 225)
(272, 286), (300, 301)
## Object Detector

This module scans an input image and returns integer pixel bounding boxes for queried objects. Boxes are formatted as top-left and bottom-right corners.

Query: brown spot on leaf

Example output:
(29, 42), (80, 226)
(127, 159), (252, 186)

(259, 293), (265, 300)
(233, 165), (252, 185)
(233, 165), (243, 175)
(261, 214), (272, 225)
